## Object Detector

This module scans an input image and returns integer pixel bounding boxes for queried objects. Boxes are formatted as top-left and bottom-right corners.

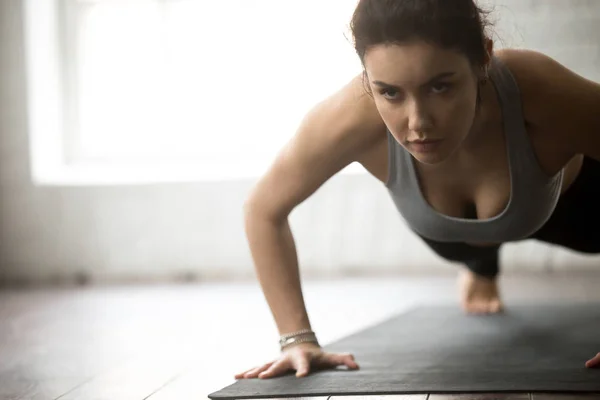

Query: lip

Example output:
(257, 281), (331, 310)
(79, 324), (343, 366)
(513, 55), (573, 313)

(408, 139), (444, 153)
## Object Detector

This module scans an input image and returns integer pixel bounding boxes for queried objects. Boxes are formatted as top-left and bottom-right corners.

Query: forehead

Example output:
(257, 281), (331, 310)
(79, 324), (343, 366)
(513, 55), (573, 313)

(363, 40), (471, 86)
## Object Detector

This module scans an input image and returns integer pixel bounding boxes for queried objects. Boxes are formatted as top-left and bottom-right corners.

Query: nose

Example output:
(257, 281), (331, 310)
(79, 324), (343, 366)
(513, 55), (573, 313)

(407, 99), (433, 137)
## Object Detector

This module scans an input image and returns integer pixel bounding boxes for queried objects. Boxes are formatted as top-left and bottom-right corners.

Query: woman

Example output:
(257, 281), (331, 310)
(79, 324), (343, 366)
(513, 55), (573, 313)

(236, 0), (600, 380)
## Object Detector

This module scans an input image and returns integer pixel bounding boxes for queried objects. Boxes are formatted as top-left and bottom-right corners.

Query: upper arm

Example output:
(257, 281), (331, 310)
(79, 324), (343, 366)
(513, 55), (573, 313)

(499, 49), (600, 160)
(245, 75), (386, 222)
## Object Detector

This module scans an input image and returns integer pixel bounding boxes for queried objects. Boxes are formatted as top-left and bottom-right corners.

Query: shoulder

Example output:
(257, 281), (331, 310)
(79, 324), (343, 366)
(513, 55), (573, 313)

(493, 48), (589, 123)
(292, 73), (388, 169)
(311, 73), (388, 147)
(493, 48), (600, 156)
(244, 74), (387, 218)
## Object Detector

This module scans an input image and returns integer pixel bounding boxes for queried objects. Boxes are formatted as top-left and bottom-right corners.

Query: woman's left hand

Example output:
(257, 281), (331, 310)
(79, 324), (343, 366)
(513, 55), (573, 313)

(585, 352), (600, 368)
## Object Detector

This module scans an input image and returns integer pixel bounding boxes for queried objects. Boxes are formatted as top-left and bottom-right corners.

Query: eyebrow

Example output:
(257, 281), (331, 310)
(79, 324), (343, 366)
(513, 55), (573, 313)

(372, 71), (456, 89)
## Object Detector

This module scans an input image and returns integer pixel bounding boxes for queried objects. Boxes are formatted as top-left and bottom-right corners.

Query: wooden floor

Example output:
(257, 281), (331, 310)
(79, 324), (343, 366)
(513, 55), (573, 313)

(1, 270), (600, 399)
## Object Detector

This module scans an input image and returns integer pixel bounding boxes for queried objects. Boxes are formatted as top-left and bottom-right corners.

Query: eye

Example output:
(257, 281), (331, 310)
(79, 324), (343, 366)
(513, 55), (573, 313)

(380, 88), (400, 100)
(431, 82), (451, 94)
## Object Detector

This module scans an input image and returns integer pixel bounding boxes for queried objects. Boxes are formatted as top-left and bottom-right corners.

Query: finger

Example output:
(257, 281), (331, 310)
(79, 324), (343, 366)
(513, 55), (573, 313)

(585, 352), (600, 368)
(490, 301), (502, 314)
(259, 359), (290, 379)
(318, 353), (359, 369)
(586, 353), (600, 368)
(243, 362), (275, 379)
(474, 303), (486, 314)
(258, 359), (288, 379)
(234, 367), (257, 379)
(340, 353), (360, 369)
(294, 357), (311, 378)
(234, 362), (273, 379)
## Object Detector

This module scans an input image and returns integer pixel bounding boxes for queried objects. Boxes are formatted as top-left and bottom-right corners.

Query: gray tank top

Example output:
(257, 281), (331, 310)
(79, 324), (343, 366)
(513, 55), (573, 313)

(384, 56), (564, 243)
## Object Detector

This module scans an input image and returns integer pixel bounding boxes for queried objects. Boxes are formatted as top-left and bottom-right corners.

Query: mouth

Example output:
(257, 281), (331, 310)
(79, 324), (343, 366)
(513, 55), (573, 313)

(407, 138), (444, 153)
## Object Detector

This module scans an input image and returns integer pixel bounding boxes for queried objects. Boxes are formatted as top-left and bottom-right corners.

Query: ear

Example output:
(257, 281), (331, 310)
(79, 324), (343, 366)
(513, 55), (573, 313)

(481, 38), (494, 78)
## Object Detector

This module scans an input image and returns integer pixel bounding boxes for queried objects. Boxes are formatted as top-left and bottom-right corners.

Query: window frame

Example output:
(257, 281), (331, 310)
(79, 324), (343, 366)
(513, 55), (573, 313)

(23, 0), (366, 186)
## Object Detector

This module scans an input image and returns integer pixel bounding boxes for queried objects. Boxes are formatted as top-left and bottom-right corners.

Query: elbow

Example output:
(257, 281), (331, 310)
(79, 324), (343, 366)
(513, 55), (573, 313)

(243, 194), (267, 225)
(243, 194), (287, 226)
(243, 193), (260, 219)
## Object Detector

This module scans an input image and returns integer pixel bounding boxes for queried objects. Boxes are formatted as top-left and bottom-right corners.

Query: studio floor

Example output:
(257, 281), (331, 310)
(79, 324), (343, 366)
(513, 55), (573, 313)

(1, 270), (600, 399)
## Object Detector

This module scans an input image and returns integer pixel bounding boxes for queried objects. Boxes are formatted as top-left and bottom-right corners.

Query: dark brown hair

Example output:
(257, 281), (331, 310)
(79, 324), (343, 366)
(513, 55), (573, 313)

(350, 0), (494, 94)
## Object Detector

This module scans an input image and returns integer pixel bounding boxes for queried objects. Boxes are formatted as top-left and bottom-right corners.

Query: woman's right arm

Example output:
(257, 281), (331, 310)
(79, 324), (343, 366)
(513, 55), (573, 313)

(242, 75), (386, 362)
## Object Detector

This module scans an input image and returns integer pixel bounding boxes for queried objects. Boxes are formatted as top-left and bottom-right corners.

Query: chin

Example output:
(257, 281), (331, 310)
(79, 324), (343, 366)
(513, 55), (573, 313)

(407, 143), (455, 165)
(411, 152), (448, 165)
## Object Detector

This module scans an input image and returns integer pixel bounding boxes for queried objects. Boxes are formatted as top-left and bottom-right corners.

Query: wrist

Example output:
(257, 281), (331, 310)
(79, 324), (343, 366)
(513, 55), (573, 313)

(282, 341), (321, 353)
(279, 329), (320, 352)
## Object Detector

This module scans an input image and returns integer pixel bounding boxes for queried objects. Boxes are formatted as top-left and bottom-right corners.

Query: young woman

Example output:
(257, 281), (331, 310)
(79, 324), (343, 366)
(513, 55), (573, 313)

(236, 0), (600, 380)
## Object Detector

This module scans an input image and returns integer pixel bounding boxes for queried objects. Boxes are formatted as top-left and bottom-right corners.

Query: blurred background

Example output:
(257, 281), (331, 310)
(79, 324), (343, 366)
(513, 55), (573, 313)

(1, 0), (599, 287)
(2, 0), (600, 399)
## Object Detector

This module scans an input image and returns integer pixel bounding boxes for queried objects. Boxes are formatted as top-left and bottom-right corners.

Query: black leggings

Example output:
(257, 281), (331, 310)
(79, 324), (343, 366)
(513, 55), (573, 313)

(417, 156), (600, 278)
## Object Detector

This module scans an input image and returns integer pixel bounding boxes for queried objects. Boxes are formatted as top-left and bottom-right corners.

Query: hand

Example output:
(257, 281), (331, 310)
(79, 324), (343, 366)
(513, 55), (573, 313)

(585, 352), (600, 368)
(234, 342), (359, 379)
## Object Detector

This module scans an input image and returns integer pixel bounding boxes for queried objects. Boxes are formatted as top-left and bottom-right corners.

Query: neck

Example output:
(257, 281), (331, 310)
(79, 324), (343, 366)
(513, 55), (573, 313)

(461, 79), (502, 152)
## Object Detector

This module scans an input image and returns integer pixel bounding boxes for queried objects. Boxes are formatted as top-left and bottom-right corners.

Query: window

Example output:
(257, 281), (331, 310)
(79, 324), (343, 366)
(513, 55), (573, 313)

(24, 0), (367, 184)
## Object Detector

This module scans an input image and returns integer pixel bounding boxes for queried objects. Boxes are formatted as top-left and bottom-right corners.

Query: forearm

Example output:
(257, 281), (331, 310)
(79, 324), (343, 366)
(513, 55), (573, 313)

(244, 211), (313, 336)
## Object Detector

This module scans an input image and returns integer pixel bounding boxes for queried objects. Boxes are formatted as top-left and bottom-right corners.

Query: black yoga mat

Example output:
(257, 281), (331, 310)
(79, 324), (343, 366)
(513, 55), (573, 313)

(209, 302), (600, 399)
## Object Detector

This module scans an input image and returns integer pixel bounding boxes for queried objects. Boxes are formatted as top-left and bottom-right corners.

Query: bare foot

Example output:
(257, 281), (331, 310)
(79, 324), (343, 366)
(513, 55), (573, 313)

(458, 268), (503, 314)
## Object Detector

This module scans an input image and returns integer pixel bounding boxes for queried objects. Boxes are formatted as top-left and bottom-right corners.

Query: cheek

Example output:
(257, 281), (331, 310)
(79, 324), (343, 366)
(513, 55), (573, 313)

(374, 100), (402, 134)
(437, 92), (477, 136)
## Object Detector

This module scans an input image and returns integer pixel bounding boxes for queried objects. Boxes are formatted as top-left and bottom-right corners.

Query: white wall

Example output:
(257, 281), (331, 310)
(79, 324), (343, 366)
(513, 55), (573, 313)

(1, 0), (600, 285)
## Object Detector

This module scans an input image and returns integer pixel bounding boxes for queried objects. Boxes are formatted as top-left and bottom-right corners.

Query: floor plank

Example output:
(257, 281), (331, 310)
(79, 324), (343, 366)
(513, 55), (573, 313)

(428, 394), (530, 400)
(531, 393), (600, 399)
(0, 378), (86, 400)
(1, 272), (600, 398)
(56, 357), (185, 400)
(146, 369), (237, 400)
(0, 378), (36, 400)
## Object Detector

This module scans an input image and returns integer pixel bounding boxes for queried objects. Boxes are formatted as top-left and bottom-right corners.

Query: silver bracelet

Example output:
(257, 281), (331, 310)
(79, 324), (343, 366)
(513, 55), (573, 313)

(279, 331), (319, 351)
(279, 328), (313, 340)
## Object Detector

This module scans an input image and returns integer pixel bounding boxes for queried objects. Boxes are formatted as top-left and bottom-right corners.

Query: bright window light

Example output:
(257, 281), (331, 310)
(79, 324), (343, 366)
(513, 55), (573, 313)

(33, 0), (366, 183)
